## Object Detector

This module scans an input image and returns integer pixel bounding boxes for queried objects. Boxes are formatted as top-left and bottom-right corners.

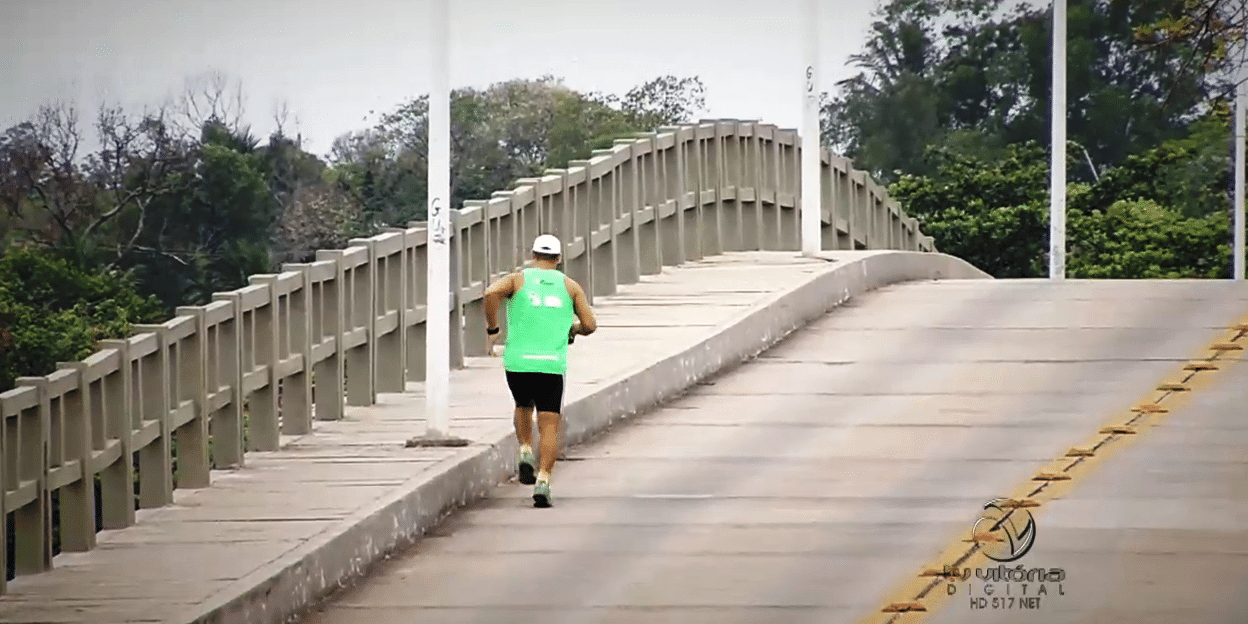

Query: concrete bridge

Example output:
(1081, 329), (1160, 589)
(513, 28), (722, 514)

(2, 119), (1246, 624)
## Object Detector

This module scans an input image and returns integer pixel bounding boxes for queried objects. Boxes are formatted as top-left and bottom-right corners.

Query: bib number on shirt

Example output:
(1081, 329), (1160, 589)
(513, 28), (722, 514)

(528, 293), (565, 308)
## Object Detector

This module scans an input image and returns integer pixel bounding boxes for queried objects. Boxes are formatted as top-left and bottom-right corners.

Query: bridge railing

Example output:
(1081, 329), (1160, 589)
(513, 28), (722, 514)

(0, 119), (933, 591)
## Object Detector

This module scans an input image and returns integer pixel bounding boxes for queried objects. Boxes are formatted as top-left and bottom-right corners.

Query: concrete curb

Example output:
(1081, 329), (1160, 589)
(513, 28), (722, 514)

(174, 251), (989, 624)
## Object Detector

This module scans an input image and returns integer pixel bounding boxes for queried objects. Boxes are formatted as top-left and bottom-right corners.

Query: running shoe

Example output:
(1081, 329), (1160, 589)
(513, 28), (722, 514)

(518, 448), (536, 485)
(533, 479), (552, 508)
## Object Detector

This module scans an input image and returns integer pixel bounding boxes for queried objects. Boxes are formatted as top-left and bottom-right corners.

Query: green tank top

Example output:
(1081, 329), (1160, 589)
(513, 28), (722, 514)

(504, 268), (575, 374)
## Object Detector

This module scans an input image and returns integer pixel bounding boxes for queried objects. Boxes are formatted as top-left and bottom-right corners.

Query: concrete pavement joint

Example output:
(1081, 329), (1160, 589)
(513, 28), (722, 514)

(860, 321), (1248, 624)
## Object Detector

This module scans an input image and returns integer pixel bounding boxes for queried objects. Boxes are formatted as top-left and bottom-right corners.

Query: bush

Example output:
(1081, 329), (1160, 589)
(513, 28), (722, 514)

(891, 141), (1233, 279)
(1069, 200), (1231, 279)
(0, 246), (165, 392)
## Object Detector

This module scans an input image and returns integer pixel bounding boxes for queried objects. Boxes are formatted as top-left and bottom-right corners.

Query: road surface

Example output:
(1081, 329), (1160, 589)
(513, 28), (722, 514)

(299, 279), (1248, 624)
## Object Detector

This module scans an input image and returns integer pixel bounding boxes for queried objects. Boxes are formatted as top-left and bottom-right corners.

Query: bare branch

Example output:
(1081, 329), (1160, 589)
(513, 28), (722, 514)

(273, 182), (362, 262)
(178, 70), (248, 135)
(83, 102), (185, 241)
(272, 99), (291, 137)
(0, 101), (99, 243)
(118, 244), (191, 266)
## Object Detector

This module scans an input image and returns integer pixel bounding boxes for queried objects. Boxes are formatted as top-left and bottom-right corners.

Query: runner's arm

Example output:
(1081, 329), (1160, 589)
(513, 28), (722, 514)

(483, 273), (516, 330)
(567, 279), (597, 336)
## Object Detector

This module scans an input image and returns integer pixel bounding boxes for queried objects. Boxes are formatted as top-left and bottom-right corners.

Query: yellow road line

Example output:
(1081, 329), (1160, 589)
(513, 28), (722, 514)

(857, 318), (1248, 623)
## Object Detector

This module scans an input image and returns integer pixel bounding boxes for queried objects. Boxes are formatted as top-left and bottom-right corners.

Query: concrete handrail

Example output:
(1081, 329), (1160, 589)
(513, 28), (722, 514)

(0, 119), (934, 591)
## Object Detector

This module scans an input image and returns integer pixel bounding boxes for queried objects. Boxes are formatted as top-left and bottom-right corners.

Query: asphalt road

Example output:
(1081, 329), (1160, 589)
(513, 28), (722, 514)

(299, 279), (1248, 624)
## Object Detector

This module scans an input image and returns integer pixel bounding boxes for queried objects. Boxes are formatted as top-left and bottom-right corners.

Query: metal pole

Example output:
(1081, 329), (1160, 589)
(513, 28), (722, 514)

(800, 0), (821, 256)
(425, 0), (451, 438)
(1235, 70), (1246, 280)
(1049, 0), (1066, 280)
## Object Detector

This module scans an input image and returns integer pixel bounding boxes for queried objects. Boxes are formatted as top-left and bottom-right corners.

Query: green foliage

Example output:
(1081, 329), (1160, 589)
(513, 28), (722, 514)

(1066, 113), (1231, 219)
(891, 142), (1051, 221)
(107, 135), (280, 311)
(827, 0), (1226, 184)
(891, 142), (1052, 277)
(329, 75), (707, 228)
(890, 134), (1233, 279)
(916, 202), (1050, 278)
(2, 72), (706, 337)
(612, 75), (708, 132)
(1069, 200), (1231, 278)
(0, 246), (164, 392)
(546, 88), (641, 169)
(1132, 1), (1246, 98)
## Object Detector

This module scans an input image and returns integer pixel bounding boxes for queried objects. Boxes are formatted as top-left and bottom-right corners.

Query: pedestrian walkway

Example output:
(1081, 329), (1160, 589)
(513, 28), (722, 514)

(0, 251), (971, 624)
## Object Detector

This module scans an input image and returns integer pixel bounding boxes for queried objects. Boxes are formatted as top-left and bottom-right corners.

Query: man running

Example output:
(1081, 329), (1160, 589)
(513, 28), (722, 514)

(484, 234), (597, 508)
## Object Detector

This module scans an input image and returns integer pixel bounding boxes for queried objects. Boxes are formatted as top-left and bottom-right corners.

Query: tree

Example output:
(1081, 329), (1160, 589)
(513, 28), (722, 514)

(0, 102), (97, 247)
(327, 75), (708, 230)
(0, 90), (308, 312)
(1068, 199), (1231, 278)
(822, 0), (960, 179)
(0, 245), (164, 392)
(890, 142), (1053, 276)
(0, 68), (371, 393)
(260, 114), (366, 265)
(826, 0), (1226, 183)
(1069, 112), (1232, 218)
(273, 181), (363, 263)
(612, 75), (708, 130)
(2, 71), (709, 319)
(1133, 0), (1248, 106)
(175, 71), (250, 139)
(113, 122), (277, 309)
(83, 103), (187, 265)
(890, 137), (1232, 278)
(328, 127), (422, 231)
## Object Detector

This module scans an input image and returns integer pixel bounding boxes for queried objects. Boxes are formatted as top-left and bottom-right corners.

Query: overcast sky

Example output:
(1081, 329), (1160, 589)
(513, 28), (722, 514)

(2, 0), (913, 156)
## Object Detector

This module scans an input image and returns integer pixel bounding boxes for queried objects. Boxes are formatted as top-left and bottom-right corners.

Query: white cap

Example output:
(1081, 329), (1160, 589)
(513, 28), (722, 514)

(532, 234), (561, 255)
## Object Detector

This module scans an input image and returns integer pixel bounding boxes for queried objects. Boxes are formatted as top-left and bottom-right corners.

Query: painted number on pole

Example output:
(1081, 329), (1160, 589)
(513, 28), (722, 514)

(805, 66), (815, 96)
(430, 196), (448, 244)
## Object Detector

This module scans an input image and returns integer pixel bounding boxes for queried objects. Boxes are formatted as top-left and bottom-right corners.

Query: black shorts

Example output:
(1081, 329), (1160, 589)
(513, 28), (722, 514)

(505, 370), (565, 413)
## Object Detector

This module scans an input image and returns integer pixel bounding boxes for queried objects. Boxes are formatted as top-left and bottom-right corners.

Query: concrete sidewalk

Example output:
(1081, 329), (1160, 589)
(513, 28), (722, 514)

(0, 250), (985, 624)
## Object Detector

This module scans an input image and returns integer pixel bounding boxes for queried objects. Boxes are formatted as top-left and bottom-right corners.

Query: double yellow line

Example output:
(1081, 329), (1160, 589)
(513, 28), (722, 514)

(857, 319), (1248, 623)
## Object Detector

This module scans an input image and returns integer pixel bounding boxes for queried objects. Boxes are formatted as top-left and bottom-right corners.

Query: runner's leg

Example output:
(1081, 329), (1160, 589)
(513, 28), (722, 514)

(532, 411), (558, 507)
(536, 411), (560, 476)
(505, 371), (538, 485)
(515, 406), (536, 484)
(514, 406), (534, 447)
(531, 373), (564, 508)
